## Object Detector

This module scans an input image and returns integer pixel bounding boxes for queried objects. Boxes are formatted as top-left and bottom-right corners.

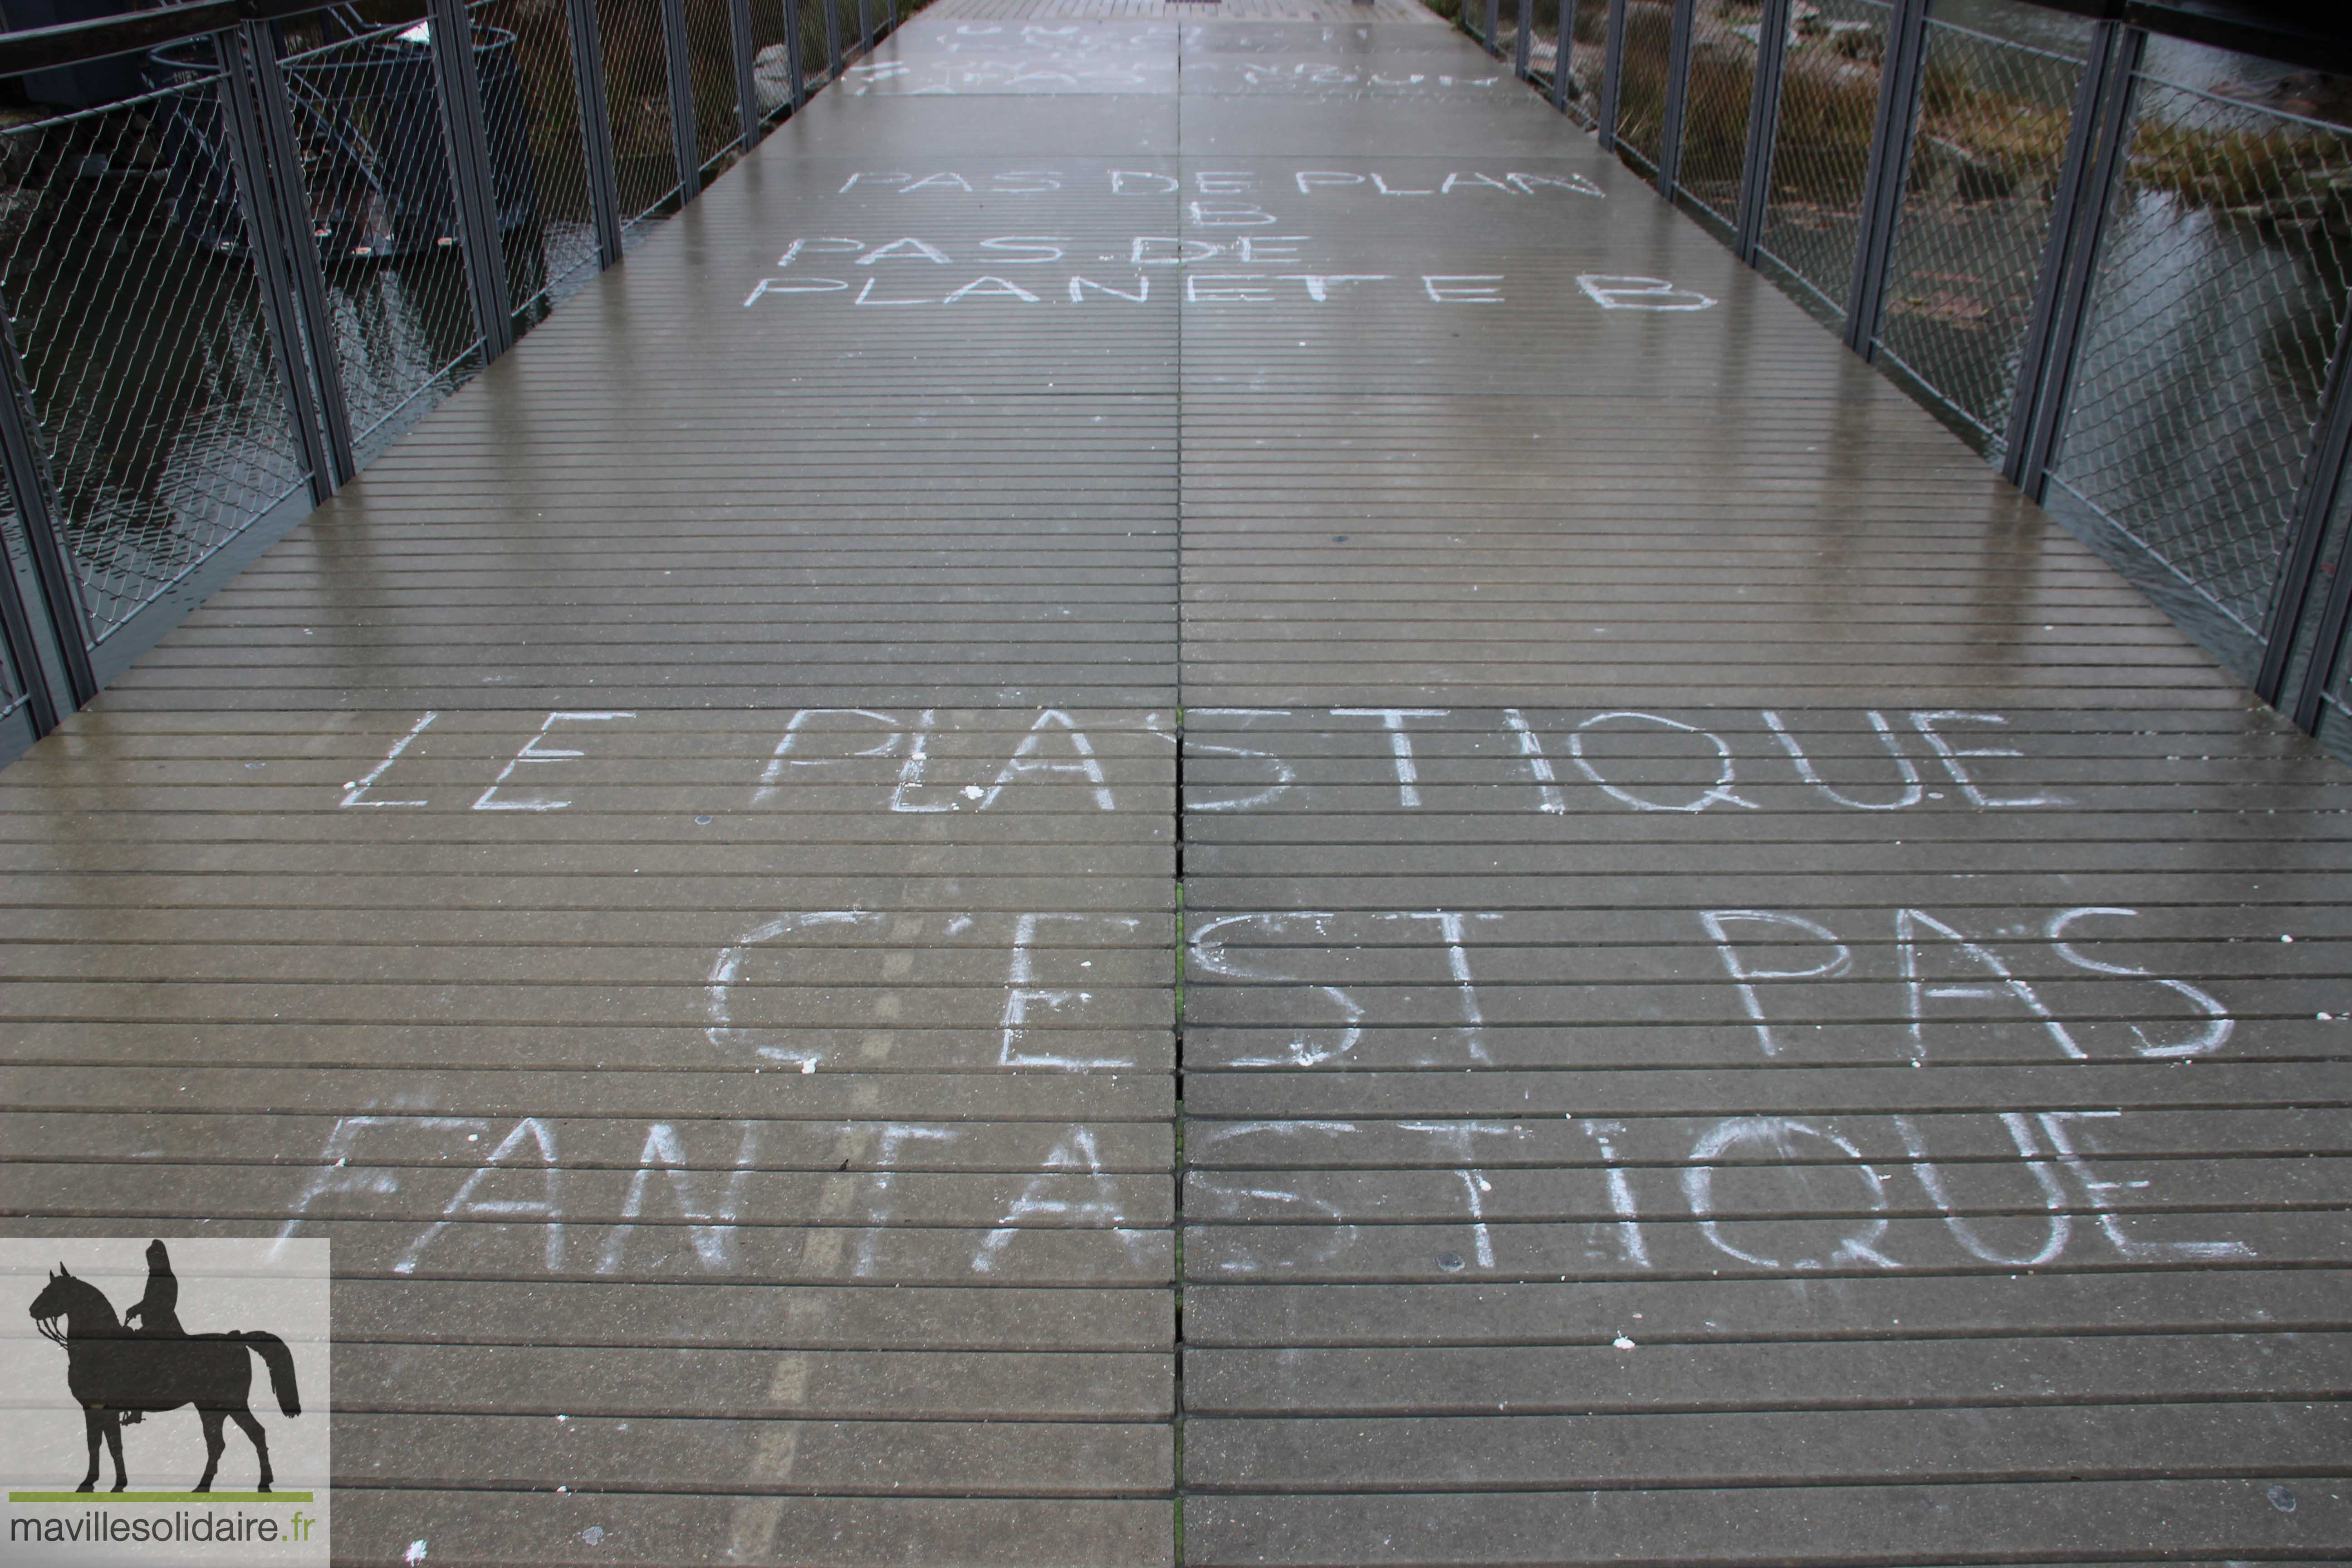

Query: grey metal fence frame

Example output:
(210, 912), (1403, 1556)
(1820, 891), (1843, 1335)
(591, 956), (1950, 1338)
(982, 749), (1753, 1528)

(1553, 0), (2352, 755)
(0, 0), (897, 760)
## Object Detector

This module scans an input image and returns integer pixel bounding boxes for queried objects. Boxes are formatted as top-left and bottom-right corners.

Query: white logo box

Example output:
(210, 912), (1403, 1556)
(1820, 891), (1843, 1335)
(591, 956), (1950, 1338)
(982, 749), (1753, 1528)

(1, 1238), (330, 1566)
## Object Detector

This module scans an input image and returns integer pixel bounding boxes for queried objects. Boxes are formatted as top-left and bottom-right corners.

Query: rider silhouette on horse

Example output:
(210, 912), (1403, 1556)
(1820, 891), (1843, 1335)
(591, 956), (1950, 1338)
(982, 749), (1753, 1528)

(125, 1238), (186, 1338)
(116, 1239), (184, 1424)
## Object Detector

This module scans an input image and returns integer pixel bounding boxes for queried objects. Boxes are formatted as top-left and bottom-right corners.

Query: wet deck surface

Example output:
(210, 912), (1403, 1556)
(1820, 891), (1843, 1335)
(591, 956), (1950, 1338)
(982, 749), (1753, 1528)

(4, 2), (2350, 1564)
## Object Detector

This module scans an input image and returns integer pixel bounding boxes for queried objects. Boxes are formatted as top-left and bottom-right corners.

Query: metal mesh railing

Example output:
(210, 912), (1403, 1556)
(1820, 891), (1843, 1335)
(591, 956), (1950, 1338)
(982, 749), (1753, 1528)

(468, 0), (605, 323)
(1674, 0), (1762, 228)
(797, 0), (835, 86)
(1870, 1), (2093, 451)
(749, 0), (797, 122)
(1551, 0), (1607, 125)
(1757, 0), (1891, 320)
(1554, 0), (2352, 750)
(596, 0), (686, 224)
(268, 14), (489, 466)
(2048, 63), (2352, 661)
(0, 74), (311, 641)
(1612, 0), (1672, 173)
(684, 0), (743, 172)
(0, 0), (860, 739)
(1520, 0), (1554, 82)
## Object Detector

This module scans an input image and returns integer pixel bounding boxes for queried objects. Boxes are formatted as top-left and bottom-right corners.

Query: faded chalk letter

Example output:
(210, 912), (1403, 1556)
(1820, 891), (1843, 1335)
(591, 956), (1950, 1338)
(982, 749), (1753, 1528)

(1423, 274), (1504, 304)
(2046, 906), (2233, 1058)
(341, 710), (438, 808)
(745, 277), (852, 305)
(474, 711), (634, 812)
(1908, 711), (2064, 808)
(1576, 274), (1716, 310)
(1698, 910), (1852, 1056)
(1187, 274), (1273, 303)
(1331, 707), (1447, 807)
(1189, 203), (1279, 227)
(1684, 1117), (1898, 1270)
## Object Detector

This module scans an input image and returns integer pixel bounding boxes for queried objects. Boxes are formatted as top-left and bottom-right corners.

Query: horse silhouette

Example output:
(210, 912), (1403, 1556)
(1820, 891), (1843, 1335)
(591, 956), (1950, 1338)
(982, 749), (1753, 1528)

(27, 1255), (302, 1494)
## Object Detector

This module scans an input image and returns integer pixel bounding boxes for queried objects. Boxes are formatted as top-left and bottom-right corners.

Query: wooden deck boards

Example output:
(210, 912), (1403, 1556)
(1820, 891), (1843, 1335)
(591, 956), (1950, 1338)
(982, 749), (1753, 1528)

(3, 5), (2348, 1565)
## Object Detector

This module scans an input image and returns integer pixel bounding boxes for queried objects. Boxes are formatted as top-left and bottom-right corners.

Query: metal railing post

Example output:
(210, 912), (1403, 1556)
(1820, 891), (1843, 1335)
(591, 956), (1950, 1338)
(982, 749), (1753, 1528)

(1731, 0), (1791, 262)
(1841, 0), (1931, 350)
(427, 0), (517, 356)
(215, 26), (345, 502)
(213, 31), (332, 492)
(2009, 24), (2143, 502)
(659, 0), (701, 200)
(823, 0), (842, 84)
(1654, 0), (1696, 198)
(1513, 0), (1530, 79)
(245, 21), (357, 486)
(0, 307), (95, 709)
(0, 487), (60, 734)
(728, 0), (760, 146)
(1549, 1), (1576, 109)
(1596, 0), (1627, 152)
(564, 0), (627, 263)
(2290, 450), (2352, 731)
(2001, 18), (2130, 489)
(2260, 320), (2352, 706)
(782, 0), (806, 111)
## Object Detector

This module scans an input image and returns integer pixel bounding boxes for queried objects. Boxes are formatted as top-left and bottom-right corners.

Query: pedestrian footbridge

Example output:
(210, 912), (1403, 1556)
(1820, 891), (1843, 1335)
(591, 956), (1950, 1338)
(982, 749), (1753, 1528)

(1, 0), (2347, 1562)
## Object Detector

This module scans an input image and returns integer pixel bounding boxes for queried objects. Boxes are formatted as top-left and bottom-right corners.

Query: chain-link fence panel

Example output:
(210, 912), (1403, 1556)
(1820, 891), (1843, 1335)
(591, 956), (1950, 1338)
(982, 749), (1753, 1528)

(684, 0), (743, 173)
(2047, 50), (2352, 676)
(748, 0), (796, 124)
(1550, 0), (1607, 126)
(0, 74), (311, 642)
(1675, 0), (1764, 230)
(1612, 0), (1673, 175)
(1757, 0), (1890, 320)
(1447, 0), (1483, 49)
(464, 0), (602, 326)
(266, 13), (493, 466)
(804, 0), (836, 86)
(1870, 0), (2092, 452)
(595, 0), (686, 225)
(1524, 0), (1562, 98)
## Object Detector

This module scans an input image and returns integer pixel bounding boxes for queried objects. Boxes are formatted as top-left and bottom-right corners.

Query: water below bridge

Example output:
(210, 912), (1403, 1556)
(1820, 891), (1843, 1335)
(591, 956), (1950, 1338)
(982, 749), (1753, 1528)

(2, 1), (2348, 1563)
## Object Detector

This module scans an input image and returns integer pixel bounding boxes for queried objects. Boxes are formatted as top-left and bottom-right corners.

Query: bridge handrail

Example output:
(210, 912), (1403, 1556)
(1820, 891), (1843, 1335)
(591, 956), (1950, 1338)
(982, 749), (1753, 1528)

(0, 0), (897, 744)
(1462, 0), (2352, 751)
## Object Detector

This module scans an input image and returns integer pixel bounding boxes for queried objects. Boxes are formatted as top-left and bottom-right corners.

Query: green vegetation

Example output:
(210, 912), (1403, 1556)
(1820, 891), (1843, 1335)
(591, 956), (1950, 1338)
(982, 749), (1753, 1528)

(1471, 0), (2352, 235)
